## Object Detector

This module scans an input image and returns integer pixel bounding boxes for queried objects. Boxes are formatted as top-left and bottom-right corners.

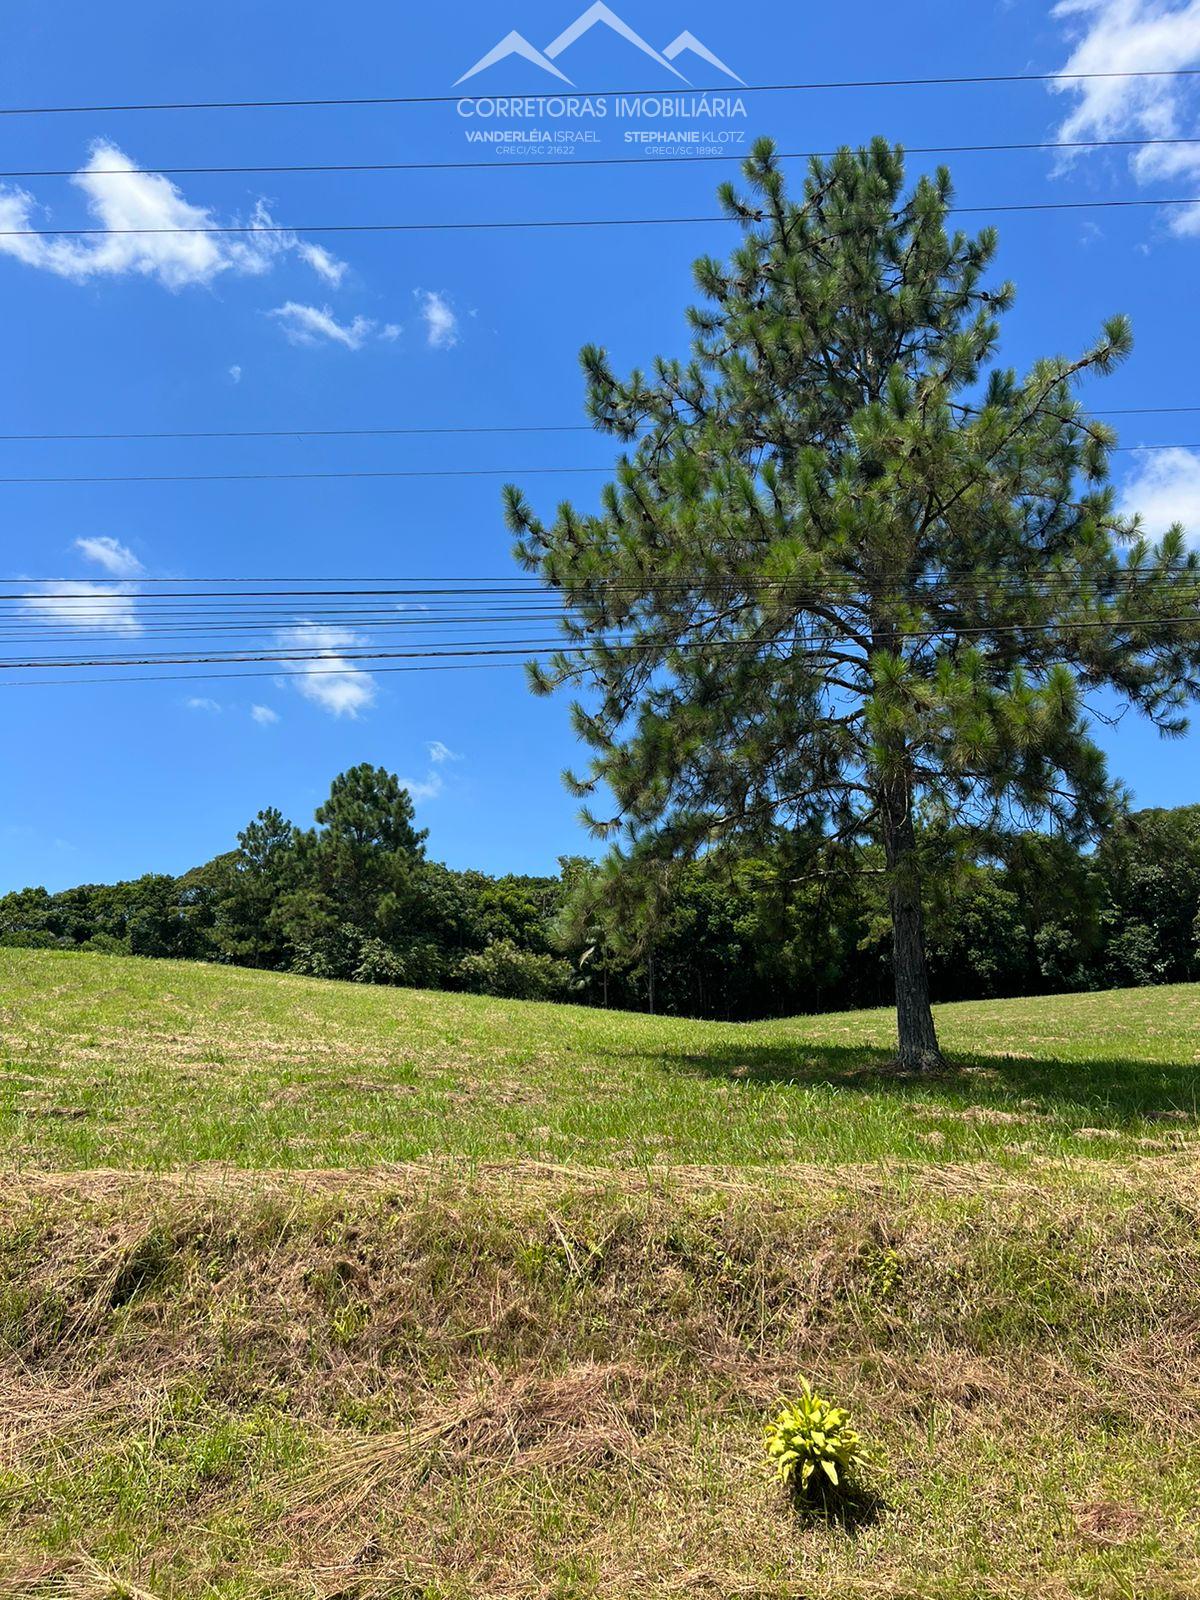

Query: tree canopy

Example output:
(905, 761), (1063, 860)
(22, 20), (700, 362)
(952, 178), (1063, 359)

(3, 774), (1198, 1017)
(506, 136), (1200, 1067)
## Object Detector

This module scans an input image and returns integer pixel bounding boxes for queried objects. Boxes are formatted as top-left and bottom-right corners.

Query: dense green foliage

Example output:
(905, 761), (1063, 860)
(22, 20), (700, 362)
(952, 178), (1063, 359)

(506, 137), (1200, 1064)
(1, 761), (1197, 1018)
(764, 1382), (874, 1497)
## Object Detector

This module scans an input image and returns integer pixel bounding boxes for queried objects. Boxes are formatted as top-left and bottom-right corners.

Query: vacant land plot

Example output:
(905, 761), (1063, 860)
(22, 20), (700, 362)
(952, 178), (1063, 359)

(1, 951), (1198, 1598)
(1, 949), (1198, 1169)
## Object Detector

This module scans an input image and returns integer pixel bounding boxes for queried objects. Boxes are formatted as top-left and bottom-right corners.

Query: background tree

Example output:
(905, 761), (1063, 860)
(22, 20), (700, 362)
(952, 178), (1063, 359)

(506, 137), (1200, 1068)
(279, 763), (429, 972)
(213, 807), (298, 968)
(5, 790), (1200, 1015)
(1096, 805), (1200, 986)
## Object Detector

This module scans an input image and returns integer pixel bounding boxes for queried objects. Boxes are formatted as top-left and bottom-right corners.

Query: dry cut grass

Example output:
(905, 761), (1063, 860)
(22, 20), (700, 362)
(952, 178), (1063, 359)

(1, 1160), (1199, 1598)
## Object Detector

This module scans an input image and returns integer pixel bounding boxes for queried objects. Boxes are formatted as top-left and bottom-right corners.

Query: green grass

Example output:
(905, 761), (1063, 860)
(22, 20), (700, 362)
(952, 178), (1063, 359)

(1, 948), (1197, 1170)
(2, 949), (1199, 1597)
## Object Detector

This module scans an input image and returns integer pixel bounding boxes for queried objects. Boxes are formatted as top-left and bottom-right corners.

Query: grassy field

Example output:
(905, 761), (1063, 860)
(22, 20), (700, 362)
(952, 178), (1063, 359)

(2, 950), (1199, 1599)
(1, 948), (1198, 1169)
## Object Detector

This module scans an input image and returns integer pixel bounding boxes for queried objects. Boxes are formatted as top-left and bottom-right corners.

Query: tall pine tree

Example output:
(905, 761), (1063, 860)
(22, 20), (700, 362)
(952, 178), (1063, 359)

(506, 138), (1200, 1067)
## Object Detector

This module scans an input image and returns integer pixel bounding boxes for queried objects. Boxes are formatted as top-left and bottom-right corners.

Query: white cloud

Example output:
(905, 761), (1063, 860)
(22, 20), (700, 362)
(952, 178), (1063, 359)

(228, 364), (242, 384)
(267, 301), (393, 350)
(0, 141), (351, 290)
(295, 241), (347, 285)
(398, 742), (463, 802)
(398, 771), (443, 802)
(277, 622), (376, 717)
(74, 535), (144, 578)
(1118, 446), (1200, 541)
(22, 537), (146, 630)
(415, 288), (459, 349)
(22, 579), (141, 633)
(250, 703), (280, 725)
(185, 696), (222, 713)
(1050, 2), (1200, 235)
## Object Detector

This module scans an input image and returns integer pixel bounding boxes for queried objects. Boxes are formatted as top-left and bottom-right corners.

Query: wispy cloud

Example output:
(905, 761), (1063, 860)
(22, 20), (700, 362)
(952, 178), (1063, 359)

(228, 364), (242, 384)
(21, 535), (146, 631)
(398, 771), (444, 802)
(1050, 1), (1200, 235)
(295, 241), (347, 285)
(250, 703), (280, 725)
(185, 696), (222, 713)
(415, 288), (459, 349)
(73, 535), (144, 578)
(276, 622), (376, 717)
(1118, 445), (1200, 542)
(0, 141), (351, 289)
(267, 300), (396, 350)
(22, 580), (141, 633)
(398, 741), (463, 802)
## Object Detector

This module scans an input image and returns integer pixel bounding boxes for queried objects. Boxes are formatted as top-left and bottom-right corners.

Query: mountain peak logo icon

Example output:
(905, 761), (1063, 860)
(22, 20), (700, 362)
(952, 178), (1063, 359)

(541, 3), (686, 81)
(454, 4), (742, 88)
(662, 29), (745, 85)
(454, 30), (572, 87)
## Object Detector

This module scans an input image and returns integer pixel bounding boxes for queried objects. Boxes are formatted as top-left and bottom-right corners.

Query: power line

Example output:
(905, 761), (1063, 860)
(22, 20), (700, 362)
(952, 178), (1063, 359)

(2, 405), (1199, 446)
(10, 587), (1197, 646)
(10, 597), (1198, 650)
(0, 466), (613, 485)
(0, 441), (1195, 487)
(10, 580), (1193, 636)
(3, 613), (1198, 685)
(0, 637), (585, 669)
(2, 65), (1198, 117)
(1, 659), (529, 687)
(8, 577), (1198, 631)
(7, 194), (1200, 241)
(7, 134), (1200, 181)
(0, 425), (599, 443)
(4, 566), (1196, 600)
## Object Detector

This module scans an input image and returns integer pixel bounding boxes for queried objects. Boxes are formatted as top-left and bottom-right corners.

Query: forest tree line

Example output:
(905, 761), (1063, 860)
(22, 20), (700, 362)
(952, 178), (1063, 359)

(3, 763), (1198, 1019)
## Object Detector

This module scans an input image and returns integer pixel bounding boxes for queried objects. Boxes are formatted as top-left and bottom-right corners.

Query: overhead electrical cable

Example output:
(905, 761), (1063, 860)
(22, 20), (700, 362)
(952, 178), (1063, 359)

(3, 612), (1199, 684)
(0, 441), (1194, 486)
(1, 405), (1198, 444)
(2, 64), (1198, 117)
(6, 194), (1200, 242)
(4, 567), (1198, 600)
(7, 575), (1200, 604)
(6, 134), (1200, 180)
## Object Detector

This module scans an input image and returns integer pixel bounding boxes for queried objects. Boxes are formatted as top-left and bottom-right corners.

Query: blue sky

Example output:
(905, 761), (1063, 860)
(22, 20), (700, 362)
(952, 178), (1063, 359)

(3, 0), (1200, 892)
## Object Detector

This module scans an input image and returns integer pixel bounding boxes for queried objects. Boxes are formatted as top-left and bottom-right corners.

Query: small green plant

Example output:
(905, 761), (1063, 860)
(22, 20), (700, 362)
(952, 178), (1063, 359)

(870, 1245), (902, 1301)
(764, 1379), (873, 1497)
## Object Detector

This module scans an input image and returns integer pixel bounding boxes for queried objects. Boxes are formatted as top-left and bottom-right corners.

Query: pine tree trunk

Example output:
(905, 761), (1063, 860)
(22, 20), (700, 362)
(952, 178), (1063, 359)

(880, 781), (944, 1071)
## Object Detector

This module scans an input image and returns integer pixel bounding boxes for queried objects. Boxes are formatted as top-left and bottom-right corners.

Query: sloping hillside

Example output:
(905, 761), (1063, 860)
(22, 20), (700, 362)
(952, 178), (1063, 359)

(1, 948), (1197, 1169)
(1, 951), (1199, 1597)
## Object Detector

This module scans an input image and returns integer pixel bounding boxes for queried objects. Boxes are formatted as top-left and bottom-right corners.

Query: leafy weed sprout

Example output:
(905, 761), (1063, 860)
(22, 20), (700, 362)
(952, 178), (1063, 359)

(764, 1379), (875, 1500)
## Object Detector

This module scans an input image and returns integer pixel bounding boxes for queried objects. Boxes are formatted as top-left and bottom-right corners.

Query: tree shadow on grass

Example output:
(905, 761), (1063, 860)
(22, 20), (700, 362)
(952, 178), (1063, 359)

(648, 1039), (1198, 1128)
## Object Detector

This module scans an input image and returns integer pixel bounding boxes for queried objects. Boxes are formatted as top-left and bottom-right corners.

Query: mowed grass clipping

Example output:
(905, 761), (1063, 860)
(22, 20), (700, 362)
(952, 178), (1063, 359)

(1, 948), (1198, 1169)
(1, 1164), (1199, 1599)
